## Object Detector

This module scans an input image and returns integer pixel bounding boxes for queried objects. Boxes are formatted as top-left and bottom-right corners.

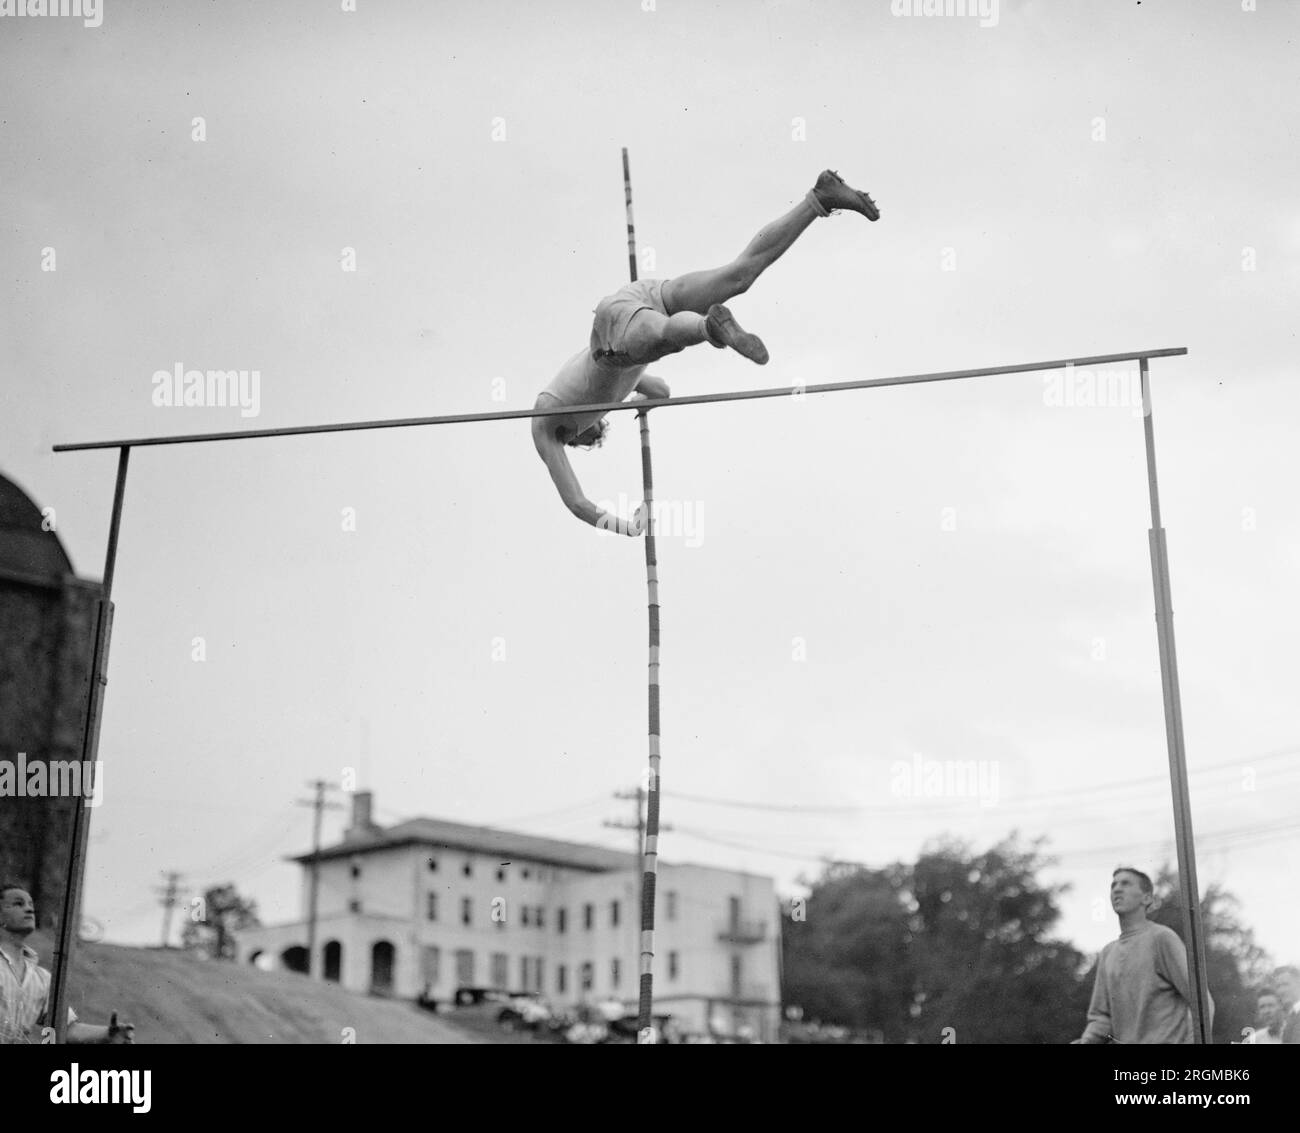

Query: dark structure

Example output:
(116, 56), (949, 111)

(0, 472), (101, 925)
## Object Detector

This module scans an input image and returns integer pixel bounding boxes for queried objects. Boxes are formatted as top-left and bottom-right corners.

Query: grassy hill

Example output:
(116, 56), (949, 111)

(41, 934), (478, 1044)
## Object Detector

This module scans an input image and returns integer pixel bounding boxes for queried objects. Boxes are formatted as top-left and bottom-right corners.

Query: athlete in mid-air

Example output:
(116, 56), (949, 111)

(532, 169), (880, 534)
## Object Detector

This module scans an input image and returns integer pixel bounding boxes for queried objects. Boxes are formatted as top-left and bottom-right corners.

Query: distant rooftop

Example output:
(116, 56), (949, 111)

(291, 815), (633, 873)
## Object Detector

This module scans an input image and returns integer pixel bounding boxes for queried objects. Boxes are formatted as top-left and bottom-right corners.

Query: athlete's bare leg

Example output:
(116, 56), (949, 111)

(661, 199), (820, 317)
(622, 170), (879, 367)
(662, 170), (879, 316)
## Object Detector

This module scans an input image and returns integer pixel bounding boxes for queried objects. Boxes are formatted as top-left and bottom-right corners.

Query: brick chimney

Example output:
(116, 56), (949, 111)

(344, 790), (379, 841)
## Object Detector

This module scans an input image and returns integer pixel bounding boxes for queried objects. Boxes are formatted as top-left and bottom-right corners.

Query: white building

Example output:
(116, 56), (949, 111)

(235, 792), (782, 1040)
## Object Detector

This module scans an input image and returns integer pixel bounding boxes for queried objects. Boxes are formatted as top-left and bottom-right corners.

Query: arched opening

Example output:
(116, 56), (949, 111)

(370, 940), (396, 996)
(323, 939), (343, 983)
(281, 945), (309, 974)
(248, 949), (263, 966)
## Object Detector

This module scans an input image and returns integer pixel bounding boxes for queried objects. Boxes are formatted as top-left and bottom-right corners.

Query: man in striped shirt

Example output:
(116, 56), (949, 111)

(1, 882), (134, 1044)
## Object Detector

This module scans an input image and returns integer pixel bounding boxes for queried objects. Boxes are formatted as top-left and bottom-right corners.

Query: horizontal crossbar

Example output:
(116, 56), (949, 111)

(52, 347), (1187, 452)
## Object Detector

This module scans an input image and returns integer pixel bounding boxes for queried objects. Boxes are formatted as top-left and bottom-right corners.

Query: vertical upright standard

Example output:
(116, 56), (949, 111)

(48, 446), (130, 1042)
(623, 146), (663, 1043)
(1140, 357), (1212, 1042)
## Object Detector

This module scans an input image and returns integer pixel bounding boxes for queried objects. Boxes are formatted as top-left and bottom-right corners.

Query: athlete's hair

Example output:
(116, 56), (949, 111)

(1274, 965), (1300, 981)
(564, 419), (609, 450)
(1112, 866), (1154, 895)
(0, 880), (30, 901)
(1257, 986), (1280, 1001)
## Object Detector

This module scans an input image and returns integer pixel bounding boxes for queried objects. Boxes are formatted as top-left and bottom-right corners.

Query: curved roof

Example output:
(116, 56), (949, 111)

(0, 472), (75, 582)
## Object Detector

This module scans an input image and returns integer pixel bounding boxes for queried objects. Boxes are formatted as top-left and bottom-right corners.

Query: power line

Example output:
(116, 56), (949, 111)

(663, 744), (1300, 817)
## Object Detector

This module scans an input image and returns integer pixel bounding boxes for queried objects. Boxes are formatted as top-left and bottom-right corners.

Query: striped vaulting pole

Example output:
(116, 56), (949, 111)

(622, 146), (638, 284)
(623, 147), (661, 1043)
(636, 410), (660, 1043)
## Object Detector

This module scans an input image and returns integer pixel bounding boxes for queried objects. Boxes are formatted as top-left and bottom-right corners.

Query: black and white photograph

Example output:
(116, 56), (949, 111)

(1, 0), (1295, 1110)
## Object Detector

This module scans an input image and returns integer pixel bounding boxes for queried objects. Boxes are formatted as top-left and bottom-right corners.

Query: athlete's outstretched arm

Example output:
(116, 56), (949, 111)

(532, 417), (644, 536)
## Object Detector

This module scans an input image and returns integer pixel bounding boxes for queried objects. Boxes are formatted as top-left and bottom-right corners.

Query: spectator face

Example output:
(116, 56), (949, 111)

(1274, 970), (1299, 1009)
(0, 889), (36, 935)
(1257, 992), (1282, 1030)
(1109, 871), (1151, 916)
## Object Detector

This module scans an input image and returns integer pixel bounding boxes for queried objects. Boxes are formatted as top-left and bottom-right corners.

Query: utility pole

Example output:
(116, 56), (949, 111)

(155, 871), (184, 948)
(606, 786), (671, 1004)
(607, 785), (673, 859)
(296, 779), (343, 978)
(605, 786), (650, 859)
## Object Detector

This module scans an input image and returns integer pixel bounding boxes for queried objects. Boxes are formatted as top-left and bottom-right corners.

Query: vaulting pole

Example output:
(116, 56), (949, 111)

(623, 146), (662, 1044)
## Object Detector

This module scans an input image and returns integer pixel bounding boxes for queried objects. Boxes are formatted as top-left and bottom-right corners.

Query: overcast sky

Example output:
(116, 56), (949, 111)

(3, 0), (1298, 972)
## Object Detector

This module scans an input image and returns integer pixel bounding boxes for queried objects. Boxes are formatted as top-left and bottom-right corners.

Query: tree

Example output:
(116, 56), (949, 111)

(1146, 865), (1272, 1044)
(179, 883), (260, 960)
(782, 861), (915, 1042)
(905, 835), (1086, 1044)
(782, 836), (1087, 1043)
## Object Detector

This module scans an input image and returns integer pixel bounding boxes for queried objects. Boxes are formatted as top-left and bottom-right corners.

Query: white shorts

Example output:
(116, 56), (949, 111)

(589, 278), (668, 365)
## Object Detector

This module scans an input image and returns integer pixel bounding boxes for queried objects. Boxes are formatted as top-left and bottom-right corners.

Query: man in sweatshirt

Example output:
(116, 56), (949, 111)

(1074, 866), (1210, 1044)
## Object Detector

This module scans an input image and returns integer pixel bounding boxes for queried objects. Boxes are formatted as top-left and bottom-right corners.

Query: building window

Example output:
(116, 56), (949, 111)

(668, 951), (679, 981)
(426, 893), (438, 921)
(611, 957), (621, 988)
(580, 961), (594, 992)
(522, 906), (531, 927)
(522, 867), (531, 880)
(427, 857), (438, 872)
(557, 908), (567, 934)
(536, 906), (545, 929)
(491, 952), (509, 989)
(583, 903), (594, 931)
(350, 863), (362, 879)
(519, 955), (530, 990)
(610, 900), (620, 928)
(666, 891), (678, 921)
(496, 866), (506, 882)
(348, 898), (361, 914)
(461, 897), (472, 926)
(557, 964), (567, 994)
(533, 957), (544, 992)
(455, 949), (474, 986)
(730, 954), (742, 997)
(462, 860), (473, 878)
(421, 945), (440, 990)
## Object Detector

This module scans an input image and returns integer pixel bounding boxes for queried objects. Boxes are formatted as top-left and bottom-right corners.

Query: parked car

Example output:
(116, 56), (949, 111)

(603, 1011), (678, 1044)
(452, 986), (513, 1008)
(497, 991), (554, 1033)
